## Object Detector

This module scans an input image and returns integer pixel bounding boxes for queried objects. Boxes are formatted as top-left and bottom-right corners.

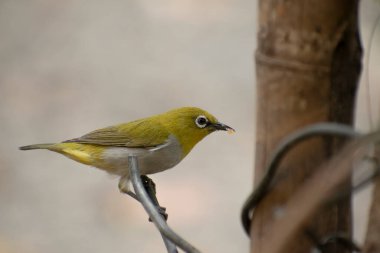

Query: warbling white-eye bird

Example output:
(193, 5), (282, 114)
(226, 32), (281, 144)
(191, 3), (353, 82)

(19, 107), (234, 195)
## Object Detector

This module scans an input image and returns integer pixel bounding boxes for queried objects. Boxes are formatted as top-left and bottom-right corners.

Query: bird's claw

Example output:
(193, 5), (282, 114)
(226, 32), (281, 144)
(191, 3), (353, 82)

(149, 206), (168, 222)
(140, 175), (169, 221)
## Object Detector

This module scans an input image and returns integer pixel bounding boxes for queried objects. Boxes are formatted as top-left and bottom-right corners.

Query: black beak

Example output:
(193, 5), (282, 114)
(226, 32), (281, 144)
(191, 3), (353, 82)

(212, 122), (235, 132)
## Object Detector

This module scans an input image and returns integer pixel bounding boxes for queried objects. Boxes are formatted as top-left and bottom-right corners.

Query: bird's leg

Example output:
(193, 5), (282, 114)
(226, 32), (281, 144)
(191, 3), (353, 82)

(123, 189), (139, 202)
(141, 175), (168, 221)
(118, 176), (139, 202)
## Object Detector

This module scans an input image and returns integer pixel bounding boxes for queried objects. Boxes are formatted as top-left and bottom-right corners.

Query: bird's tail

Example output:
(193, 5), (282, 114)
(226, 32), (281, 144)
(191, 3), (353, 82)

(19, 143), (55, 151)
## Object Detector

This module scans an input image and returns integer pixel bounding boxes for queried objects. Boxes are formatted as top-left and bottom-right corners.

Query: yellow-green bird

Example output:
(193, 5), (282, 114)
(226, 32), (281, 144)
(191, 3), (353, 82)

(20, 107), (234, 193)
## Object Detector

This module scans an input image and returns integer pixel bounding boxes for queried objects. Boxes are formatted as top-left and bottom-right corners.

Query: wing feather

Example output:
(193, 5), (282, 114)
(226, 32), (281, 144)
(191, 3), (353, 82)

(63, 118), (170, 148)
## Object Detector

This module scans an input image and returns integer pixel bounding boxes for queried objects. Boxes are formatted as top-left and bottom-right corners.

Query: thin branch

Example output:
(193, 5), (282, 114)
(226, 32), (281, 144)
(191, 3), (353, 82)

(128, 156), (201, 253)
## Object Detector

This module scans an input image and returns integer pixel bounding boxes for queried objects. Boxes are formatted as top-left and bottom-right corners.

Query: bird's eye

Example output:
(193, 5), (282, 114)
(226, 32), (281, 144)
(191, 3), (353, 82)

(195, 115), (208, 128)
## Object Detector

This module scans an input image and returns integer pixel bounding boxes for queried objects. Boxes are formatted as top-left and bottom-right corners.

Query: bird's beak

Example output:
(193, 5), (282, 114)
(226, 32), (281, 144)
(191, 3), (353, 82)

(213, 122), (235, 134)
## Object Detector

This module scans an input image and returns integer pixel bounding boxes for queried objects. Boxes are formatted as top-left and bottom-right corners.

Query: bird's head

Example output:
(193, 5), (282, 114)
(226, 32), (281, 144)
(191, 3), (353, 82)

(160, 107), (234, 156)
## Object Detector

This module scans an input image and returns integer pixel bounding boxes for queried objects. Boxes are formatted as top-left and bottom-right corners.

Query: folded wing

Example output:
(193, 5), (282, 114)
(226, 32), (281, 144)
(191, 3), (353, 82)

(63, 118), (170, 148)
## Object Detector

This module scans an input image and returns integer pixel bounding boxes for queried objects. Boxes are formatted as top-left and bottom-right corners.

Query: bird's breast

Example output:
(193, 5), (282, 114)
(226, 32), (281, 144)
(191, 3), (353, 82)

(100, 135), (183, 176)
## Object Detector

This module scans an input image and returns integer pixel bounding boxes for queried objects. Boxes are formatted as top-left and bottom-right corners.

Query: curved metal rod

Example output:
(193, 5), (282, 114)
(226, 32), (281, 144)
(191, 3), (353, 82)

(128, 156), (201, 253)
(241, 123), (360, 235)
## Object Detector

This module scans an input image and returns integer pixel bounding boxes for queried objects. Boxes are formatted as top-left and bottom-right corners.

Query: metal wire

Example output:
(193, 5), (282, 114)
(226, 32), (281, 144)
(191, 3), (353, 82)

(305, 230), (361, 253)
(241, 123), (360, 235)
(128, 156), (201, 253)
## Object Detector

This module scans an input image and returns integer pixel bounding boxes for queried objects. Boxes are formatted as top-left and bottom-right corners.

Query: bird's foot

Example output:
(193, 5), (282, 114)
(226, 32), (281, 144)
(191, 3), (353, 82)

(141, 175), (169, 221)
(118, 177), (140, 202)
(149, 206), (168, 221)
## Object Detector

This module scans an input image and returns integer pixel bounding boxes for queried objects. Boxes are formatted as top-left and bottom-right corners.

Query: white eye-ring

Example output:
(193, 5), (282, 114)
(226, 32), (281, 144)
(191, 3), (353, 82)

(195, 115), (208, 128)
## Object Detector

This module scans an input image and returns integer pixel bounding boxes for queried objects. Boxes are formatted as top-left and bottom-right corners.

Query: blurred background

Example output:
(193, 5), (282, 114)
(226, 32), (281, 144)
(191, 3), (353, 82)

(0, 1), (378, 253)
(0, 1), (254, 252)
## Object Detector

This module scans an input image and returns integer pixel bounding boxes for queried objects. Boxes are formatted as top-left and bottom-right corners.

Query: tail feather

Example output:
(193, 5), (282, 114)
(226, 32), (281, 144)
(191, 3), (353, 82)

(19, 143), (55, 150)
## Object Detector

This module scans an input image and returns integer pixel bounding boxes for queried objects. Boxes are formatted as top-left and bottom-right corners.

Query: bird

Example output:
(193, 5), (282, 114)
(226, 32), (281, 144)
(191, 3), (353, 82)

(19, 107), (234, 195)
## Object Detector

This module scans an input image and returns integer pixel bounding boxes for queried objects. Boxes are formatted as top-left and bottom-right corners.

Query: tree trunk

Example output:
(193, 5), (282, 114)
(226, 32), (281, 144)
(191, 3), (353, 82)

(251, 1), (362, 253)
(363, 145), (380, 253)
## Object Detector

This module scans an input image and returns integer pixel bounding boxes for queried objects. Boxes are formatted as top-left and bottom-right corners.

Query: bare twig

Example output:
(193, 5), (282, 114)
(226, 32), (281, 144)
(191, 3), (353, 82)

(128, 156), (201, 253)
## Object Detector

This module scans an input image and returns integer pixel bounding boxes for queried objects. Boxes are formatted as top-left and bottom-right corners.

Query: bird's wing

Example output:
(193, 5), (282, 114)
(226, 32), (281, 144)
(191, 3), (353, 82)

(63, 118), (170, 148)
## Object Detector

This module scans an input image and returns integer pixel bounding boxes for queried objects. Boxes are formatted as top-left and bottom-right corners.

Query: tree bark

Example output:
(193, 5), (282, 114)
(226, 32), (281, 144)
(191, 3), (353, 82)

(363, 176), (380, 253)
(363, 145), (380, 253)
(251, 1), (362, 253)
